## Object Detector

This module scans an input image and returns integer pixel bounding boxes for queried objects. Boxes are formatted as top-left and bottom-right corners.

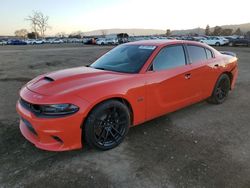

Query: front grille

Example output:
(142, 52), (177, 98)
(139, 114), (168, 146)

(21, 117), (38, 136)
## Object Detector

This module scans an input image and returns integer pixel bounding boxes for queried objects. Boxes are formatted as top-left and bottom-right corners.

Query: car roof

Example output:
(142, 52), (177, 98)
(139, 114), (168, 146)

(125, 39), (219, 55)
(126, 39), (205, 47)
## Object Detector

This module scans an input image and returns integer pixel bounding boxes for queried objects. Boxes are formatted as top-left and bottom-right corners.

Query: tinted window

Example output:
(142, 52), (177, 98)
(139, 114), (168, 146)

(205, 48), (213, 59)
(91, 45), (156, 73)
(187, 45), (207, 64)
(152, 45), (186, 71)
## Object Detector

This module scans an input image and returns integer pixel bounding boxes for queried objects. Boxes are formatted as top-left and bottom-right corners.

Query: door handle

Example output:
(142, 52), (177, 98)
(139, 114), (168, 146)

(185, 73), (191, 79)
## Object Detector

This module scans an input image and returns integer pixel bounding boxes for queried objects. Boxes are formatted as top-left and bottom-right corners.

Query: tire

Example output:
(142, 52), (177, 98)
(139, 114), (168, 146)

(84, 100), (130, 150)
(207, 74), (230, 104)
(229, 42), (234, 47)
(215, 42), (220, 46)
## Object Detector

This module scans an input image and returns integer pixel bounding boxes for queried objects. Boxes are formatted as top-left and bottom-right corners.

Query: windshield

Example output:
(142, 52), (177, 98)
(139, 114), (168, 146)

(90, 45), (156, 73)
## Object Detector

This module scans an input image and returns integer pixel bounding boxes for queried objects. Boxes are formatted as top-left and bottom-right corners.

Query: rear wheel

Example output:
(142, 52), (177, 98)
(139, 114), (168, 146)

(207, 74), (230, 104)
(215, 42), (220, 46)
(84, 100), (130, 150)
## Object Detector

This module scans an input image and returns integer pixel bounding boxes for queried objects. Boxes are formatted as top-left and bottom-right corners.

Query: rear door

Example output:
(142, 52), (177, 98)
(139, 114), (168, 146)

(186, 44), (219, 98)
(145, 45), (199, 120)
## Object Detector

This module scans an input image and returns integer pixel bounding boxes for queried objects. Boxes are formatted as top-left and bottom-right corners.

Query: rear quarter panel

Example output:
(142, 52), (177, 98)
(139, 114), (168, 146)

(222, 55), (238, 89)
(211, 54), (238, 92)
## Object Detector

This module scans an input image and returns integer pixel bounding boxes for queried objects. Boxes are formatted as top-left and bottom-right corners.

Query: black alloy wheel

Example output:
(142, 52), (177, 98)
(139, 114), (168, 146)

(207, 74), (230, 104)
(84, 100), (130, 150)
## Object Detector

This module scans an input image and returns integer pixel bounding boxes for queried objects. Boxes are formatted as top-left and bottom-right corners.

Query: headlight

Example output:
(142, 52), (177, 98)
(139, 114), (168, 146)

(32, 103), (79, 116)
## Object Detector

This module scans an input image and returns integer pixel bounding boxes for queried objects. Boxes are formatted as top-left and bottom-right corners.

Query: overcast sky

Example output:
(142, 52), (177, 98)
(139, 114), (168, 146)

(1, 0), (250, 35)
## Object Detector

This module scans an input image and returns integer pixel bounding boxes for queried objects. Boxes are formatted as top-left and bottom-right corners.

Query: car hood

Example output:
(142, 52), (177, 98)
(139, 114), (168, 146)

(26, 66), (129, 96)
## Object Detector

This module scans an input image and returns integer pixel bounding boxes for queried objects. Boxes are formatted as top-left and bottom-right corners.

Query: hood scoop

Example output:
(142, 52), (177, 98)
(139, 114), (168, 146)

(44, 76), (54, 82)
(26, 66), (128, 96)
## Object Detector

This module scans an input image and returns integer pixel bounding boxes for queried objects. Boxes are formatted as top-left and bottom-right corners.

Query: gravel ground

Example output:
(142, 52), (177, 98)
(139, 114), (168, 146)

(0, 44), (250, 188)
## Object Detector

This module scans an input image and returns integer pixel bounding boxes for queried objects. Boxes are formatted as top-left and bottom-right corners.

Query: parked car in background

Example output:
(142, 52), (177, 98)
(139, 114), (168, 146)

(96, 38), (108, 45)
(226, 37), (250, 47)
(8, 40), (27, 45)
(0, 39), (8, 45)
(26, 39), (45, 45)
(83, 38), (96, 45)
(50, 38), (64, 44)
(180, 36), (194, 41)
(157, 37), (167, 40)
(67, 38), (82, 43)
(96, 38), (118, 45)
(200, 36), (229, 46)
(128, 36), (136, 42)
(106, 38), (118, 45)
(26, 39), (36, 45)
(34, 39), (45, 44)
(217, 37), (230, 44)
(192, 36), (207, 41)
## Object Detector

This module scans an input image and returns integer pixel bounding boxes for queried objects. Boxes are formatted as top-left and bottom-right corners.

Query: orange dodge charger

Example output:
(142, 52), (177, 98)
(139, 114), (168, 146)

(16, 40), (238, 151)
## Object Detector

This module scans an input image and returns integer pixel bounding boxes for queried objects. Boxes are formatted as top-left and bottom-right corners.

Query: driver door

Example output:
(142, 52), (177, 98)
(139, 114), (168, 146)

(145, 45), (200, 120)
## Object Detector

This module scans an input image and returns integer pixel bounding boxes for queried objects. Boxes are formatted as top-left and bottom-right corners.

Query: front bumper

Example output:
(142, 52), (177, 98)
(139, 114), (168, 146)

(16, 87), (89, 151)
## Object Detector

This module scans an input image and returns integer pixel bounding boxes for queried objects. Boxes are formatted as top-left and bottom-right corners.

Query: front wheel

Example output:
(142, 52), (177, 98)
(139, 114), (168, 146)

(207, 74), (230, 104)
(84, 100), (130, 150)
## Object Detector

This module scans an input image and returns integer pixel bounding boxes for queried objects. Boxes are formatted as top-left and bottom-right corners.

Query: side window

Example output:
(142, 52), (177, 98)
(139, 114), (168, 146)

(152, 45), (186, 71)
(187, 45), (207, 64)
(205, 48), (213, 59)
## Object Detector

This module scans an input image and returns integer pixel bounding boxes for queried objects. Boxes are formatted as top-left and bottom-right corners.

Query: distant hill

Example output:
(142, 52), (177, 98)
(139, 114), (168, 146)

(171, 28), (205, 35)
(83, 28), (166, 36)
(83, 23), (250, 36)
(171, 23), (250, 35)
(218, 23), (250, 32)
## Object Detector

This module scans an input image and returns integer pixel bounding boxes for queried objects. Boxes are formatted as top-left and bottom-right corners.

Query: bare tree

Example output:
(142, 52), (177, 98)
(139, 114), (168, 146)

(205, 25), (210, 36)
(26, 11), (50, 38)
(101, 30), (107, 37)
(213, 26), (223, 36)
(221, 28), (233, 36)
(14, 29), (28, 39)
(234, 28), (242, 36)
(166, 29), (171, 36)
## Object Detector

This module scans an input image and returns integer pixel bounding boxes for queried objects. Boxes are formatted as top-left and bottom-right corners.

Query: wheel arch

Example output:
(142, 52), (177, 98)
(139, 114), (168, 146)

(210, 71), (233, 97)
(110, 97), (134, 125)
(222, 71), (233, 89)
(82, 96), (134, 128)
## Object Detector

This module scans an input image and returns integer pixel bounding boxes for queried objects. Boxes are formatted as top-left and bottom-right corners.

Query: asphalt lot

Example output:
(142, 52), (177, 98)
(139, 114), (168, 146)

(0, 44), (250, 188)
